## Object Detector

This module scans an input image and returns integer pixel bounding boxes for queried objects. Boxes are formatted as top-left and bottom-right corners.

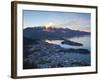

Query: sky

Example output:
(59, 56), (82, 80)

(23, 10), (91, 32)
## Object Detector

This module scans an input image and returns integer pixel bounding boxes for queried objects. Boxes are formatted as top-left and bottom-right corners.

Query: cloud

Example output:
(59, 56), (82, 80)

(52, 19), (90, 32)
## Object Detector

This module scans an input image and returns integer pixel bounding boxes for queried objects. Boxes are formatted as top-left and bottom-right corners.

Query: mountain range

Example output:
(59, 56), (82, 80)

(23, 26), (90, 40)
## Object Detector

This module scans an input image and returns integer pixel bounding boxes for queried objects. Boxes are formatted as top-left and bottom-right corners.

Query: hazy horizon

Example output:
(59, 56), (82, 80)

(23, 10), (91, 32)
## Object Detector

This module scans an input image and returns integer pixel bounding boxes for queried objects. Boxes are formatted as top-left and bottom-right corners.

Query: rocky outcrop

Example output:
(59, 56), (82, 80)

(61, 39), (83, 46)
(23, 40), (90, 69)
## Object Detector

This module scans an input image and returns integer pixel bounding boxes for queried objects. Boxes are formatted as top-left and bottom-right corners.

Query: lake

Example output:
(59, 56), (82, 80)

(45, 35), (91, 50)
